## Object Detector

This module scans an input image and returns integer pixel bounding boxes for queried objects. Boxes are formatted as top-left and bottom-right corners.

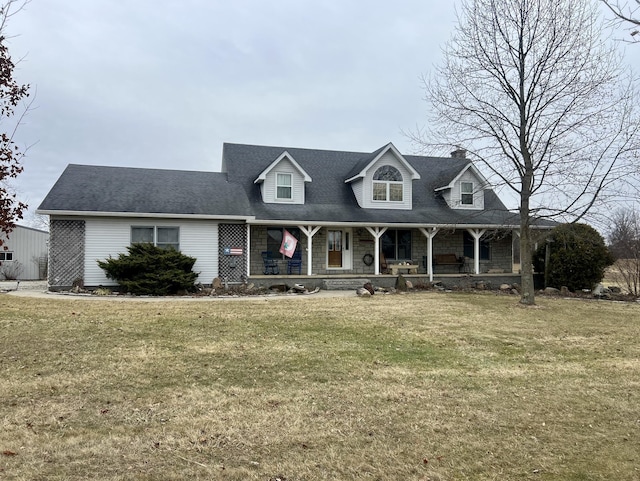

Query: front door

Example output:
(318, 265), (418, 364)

(328, 230), (342, 268)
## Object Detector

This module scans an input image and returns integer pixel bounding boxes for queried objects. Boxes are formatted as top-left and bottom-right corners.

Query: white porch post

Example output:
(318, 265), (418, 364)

(513, 229), (520, 273)
(299, 225), (321, 276)
(467, 228), (486, 275)
(365, 226), (388, 275)
(419, 227), (439, 282)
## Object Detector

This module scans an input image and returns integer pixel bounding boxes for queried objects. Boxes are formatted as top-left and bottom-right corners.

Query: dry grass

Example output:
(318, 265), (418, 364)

(1, 292), (639, 480)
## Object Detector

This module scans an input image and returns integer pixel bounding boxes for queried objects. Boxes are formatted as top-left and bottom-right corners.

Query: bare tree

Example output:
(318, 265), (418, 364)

(600, 1), (640, 42)
(0, 0), (30, 247)
(411, 0), (640, 305)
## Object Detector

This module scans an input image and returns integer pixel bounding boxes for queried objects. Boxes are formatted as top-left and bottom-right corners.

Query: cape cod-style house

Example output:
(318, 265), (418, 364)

(37, 142), (550, 291)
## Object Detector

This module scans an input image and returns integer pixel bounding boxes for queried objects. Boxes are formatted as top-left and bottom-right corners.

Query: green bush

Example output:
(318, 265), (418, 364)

(97, 243), (198, 295)
(534, 223), (614, 292)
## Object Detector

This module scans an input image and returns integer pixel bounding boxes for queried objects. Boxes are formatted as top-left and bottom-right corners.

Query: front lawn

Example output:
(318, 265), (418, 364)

(1, 293), (638, 480)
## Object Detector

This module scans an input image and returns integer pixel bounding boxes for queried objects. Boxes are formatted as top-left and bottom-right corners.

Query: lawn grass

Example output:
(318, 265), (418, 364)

(1, 292), (639, 480)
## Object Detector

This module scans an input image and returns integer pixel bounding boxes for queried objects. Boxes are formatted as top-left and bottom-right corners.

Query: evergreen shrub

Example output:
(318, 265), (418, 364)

(98, 243), (198, 295)
(533, 223), (614, 292)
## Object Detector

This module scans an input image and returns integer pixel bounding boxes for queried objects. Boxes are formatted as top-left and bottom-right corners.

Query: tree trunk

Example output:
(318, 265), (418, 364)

(519, 190), (535, 305)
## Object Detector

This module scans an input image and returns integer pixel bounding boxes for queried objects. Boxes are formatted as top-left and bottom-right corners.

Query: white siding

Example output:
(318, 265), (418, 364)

(360, 152), (413, 210)
(351, 179), (364, 207)
(262, 157), (305, 204)
(450, 170), (485, 210)
(0, 226), (49, 280)
(85, 218), (218, 286)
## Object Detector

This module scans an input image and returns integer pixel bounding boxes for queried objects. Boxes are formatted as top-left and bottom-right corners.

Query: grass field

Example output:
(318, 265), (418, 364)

(1, 292), (639, 480)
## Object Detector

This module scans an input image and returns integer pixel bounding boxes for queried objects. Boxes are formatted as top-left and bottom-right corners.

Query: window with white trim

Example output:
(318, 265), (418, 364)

(461, 181), (474, 205)
(131, 226), (180, 250)
(276, 173), (292, 200)
(372, 165), (403, 202)
(0, 251), (14, 261)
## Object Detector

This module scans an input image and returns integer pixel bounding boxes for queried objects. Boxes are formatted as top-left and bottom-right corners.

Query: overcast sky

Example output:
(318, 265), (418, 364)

(5, 1), (639, 225)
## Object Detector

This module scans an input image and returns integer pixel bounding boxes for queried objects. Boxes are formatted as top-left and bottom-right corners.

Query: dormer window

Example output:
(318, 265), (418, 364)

(461, 181), (474, 205)
(276, 173), (292, 200)
(372, 165), (403, 202)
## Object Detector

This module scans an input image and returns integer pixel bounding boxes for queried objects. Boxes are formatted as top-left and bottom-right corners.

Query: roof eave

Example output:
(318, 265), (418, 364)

(36, 209), (256, 221)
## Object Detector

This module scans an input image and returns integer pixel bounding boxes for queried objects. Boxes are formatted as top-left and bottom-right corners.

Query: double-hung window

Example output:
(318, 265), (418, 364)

(461, 182), (474, 206)
(267, 227), (301, 259)
(276, 173), (292, 200)
(0, 252), (14, 261)
(131, 226), (180, 250)
(381, 229), (412, 260)
(463, 231), (490, 260)
(372, 165), (403, 202)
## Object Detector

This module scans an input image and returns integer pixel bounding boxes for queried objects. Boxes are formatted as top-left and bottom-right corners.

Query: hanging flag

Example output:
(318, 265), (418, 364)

(279, 229), (298, 258)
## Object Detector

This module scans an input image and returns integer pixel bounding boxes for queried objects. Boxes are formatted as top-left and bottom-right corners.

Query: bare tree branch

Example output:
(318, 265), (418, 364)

(411, 0), (640, 304)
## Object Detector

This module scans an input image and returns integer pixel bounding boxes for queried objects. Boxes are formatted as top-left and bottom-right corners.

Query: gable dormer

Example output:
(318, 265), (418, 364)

(435, 162), (490, 210)
(345, 143), (420, 210)
(254, 151), (312, 204)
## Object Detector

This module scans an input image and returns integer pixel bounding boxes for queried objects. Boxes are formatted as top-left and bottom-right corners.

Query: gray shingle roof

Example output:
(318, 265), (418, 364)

(222, 143), (520, 226)
(38, 143), (525, 227)
(38, 164), (252, 217)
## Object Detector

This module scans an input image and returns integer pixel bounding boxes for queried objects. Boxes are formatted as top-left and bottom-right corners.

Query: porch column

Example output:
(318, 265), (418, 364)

(467, 228), (486, 275)
(365, 226), (388, 275)
(419, 227), (439, 282)
(299, 225), (321, 276)
(513, 229), (520, 273)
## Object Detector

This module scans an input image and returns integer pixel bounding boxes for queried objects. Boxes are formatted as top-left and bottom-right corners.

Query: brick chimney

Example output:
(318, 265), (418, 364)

(451, 148), (466, 159)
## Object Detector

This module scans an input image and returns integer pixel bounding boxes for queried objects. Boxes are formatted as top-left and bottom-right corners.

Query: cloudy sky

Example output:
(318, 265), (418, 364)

(4, 1), (639, 225)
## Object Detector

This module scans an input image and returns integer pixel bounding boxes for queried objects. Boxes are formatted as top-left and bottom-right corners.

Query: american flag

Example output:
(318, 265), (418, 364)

(229, 247), (243, 256)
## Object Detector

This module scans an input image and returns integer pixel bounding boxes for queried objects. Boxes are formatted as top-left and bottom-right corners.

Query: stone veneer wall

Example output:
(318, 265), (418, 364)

(48, 219), (85, 290)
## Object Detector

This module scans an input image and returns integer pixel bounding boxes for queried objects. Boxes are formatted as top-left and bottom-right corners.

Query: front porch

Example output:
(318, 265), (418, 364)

(246, 272), (523, 291)
(219, 224), (519, 284)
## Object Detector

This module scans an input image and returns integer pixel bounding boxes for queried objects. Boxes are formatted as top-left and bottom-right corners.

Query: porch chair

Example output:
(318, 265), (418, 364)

(379, 250), (389, 274)
(261, 251), (279, 275)
(287, 249), (302, 275)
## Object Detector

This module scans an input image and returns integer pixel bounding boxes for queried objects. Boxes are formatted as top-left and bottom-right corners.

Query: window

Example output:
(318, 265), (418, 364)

(372, 165), (403, 202)
(267, 227), (301, 259)
(461, 182), (474, 205)
(463, 232), (490, 260)
(0, 252), (14, 261)
(131, 226), (180, 250)
(276, 173), (292, 200)
(381, 229), (412, 260)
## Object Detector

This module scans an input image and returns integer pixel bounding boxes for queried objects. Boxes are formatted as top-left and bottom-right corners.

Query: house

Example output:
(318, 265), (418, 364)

(37, 142), (551, 290)
(0, 224), (49, 280)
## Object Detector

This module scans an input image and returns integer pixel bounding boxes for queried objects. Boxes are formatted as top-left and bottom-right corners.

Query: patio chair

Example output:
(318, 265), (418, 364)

(261, 251), (279, 275)
(287, 250), (302, 275)
(379, 250), (389, 274)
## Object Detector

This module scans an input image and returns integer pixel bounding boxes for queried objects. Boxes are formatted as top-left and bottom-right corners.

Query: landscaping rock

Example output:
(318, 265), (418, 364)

(500, 283), (511, 290)
(395, 274), (408, 291)
(592, 283), (611, 299)
(212, 277), (223, 290)
(363, 282), (375, 295)
(356, 287), (372, 297)
(560, 286), (570, 296)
